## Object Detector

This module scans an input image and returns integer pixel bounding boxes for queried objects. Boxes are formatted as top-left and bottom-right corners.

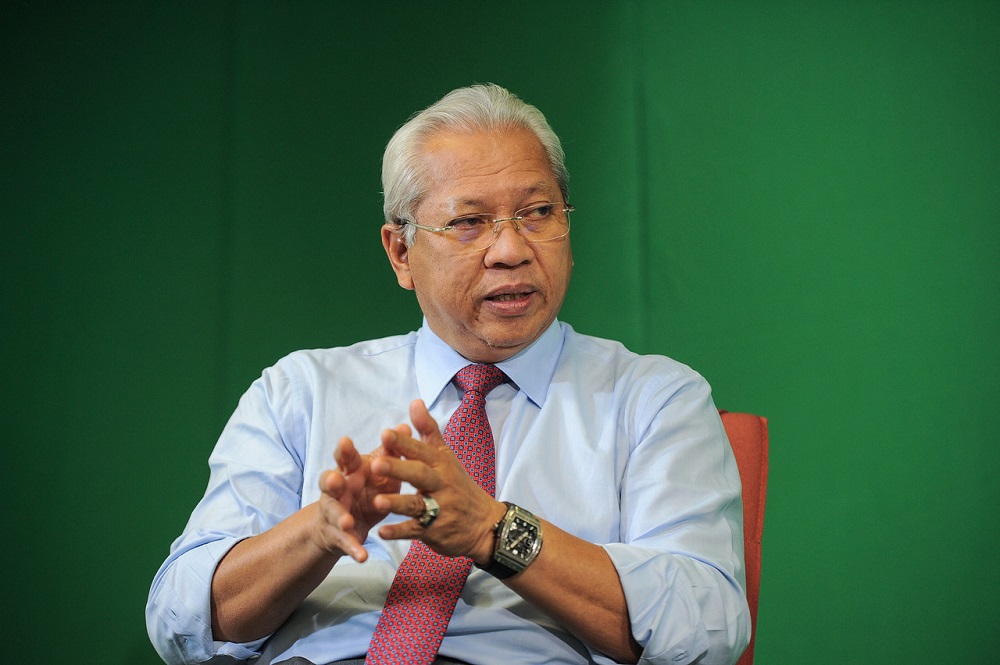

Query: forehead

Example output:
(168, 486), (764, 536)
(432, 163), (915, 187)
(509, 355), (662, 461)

(416, 128), (560, 210)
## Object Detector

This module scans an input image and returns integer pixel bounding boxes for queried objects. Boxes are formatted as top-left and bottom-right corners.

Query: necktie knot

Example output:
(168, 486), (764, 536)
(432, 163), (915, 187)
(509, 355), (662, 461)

(454, 364), (506, 396)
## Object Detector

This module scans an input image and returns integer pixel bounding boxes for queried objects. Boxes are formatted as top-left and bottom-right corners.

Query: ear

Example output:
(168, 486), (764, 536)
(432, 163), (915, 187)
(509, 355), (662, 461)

(382, 224), (415, 291)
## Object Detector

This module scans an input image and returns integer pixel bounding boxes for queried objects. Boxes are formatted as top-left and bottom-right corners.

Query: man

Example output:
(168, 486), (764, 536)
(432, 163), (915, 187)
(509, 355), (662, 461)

(147, 84), (750, 665)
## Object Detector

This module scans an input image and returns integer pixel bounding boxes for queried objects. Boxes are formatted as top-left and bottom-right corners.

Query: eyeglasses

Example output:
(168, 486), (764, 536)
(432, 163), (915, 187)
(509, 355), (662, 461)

(399, 202), (574, 254)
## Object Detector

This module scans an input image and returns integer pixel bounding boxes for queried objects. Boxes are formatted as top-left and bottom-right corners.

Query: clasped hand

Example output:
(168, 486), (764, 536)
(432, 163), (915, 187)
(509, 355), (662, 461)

(316, 399), (500, 566)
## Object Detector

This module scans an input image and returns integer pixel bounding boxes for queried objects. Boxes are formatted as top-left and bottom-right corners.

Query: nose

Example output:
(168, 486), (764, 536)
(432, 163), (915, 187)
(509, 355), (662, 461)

(483, 219), (532, 266)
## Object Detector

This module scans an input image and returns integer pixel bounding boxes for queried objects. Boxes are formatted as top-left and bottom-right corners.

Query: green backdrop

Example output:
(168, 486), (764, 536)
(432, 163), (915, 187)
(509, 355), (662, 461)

(3, 1), (997, 662)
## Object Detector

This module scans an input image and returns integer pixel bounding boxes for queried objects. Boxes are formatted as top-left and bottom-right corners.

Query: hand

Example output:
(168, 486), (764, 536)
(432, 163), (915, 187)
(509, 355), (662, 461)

(314, 434), (403, 562)
(370, 399), (505, 564)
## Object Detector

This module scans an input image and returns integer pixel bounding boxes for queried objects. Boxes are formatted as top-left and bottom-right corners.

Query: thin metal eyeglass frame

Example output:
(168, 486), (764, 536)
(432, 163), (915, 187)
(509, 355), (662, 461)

(398, 203), (575, 253)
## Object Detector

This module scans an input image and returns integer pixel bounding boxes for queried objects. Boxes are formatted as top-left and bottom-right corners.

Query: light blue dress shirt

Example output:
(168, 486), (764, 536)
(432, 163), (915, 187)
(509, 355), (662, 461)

(146, 320), (750, 665)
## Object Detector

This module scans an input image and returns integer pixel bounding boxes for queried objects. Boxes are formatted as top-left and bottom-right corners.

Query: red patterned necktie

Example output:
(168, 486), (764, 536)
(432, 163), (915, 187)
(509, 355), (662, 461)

(366, 364), (506, 665)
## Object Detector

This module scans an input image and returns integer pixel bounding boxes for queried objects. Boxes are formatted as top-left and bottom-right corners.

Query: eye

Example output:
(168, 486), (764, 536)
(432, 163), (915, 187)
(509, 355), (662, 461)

(447, 214), (490, 230)
(520, 203), (555, 220)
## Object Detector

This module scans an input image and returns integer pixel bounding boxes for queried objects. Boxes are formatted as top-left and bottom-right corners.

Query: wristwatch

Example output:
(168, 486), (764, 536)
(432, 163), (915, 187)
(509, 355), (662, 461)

(478, 502), (543, 579)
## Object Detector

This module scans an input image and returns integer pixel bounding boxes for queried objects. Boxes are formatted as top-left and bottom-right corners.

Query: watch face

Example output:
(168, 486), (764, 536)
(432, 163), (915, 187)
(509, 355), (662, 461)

(507, 516), (538, 562)
(488, 504), (542, 577)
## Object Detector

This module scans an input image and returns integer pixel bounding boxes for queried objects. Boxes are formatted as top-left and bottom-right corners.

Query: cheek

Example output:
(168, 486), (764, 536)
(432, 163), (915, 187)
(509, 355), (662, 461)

(541, 249), (573, 286)
(409, 252), (480, 304)
(407, 245), (443, 282)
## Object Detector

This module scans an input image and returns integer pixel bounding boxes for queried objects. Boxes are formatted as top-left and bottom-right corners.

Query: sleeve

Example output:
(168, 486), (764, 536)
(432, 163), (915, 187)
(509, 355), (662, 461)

(603, 365), (751, 665)
(145, 360), (308, 664)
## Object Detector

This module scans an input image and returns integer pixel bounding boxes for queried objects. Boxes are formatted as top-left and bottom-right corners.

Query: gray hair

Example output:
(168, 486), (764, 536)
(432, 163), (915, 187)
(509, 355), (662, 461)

(382, 83), (569, 245)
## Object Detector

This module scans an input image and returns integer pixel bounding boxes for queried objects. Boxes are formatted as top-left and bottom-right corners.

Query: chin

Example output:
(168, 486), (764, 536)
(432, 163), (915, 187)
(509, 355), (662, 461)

(475, 331), (539, 360)
(452, 317), (552, 362)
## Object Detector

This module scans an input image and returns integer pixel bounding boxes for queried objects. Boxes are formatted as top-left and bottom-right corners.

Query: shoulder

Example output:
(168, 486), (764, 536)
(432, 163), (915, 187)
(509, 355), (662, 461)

(277, 331), (416, 369)
(255, 331), (419, 395)
(549, 324), (722, 457)
(559, 323), (706, 390)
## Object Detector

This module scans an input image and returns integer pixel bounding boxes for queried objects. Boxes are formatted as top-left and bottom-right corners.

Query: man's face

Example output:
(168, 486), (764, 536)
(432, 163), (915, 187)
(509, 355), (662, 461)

(382, 128), (573, 363)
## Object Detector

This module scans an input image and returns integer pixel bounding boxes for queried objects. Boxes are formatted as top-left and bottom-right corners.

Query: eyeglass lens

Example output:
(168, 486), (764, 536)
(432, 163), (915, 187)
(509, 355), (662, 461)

(451, 203), (571, 252)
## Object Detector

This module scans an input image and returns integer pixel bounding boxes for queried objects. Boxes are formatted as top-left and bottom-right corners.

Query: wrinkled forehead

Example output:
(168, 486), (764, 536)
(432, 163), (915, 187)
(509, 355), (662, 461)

(443, 182), (561, 211)
(414, 128), (560, 211)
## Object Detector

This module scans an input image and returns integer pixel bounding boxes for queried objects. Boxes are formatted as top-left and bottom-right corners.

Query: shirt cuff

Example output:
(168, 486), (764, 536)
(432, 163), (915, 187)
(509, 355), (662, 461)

(603, 543), (712, 664)
(148, 536), (269, 663)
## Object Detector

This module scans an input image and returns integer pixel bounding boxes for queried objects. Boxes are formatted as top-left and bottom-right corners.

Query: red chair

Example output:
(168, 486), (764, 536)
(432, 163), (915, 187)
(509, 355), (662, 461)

(719, 411), (769, 665)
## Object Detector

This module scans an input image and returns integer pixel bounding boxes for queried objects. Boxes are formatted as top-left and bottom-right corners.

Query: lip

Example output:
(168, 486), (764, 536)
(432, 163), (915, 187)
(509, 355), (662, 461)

(483, 283), (537, 299)
(482, 284), (538, 314)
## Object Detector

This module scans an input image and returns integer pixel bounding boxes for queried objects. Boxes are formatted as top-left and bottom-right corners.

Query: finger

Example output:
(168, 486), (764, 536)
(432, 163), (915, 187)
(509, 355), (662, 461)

(334, 437), (362, 474)
(375, 424), (411, 454)
(337, 529), (369, 563)
(316, 495), (371, 562)
(409, 399), (444, 442)
(332, 528), (369, 563)
(372, 492), (428, 518)
(346, 546), (369, 563)
(378, 520), (422, 542)
(318, 469), (346, 497)
(371, 455), (439, 491)
(379, 427), (433, 463)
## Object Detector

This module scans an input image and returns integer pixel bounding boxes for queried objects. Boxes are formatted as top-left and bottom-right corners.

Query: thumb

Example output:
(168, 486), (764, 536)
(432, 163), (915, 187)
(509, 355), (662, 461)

(409, 399), (444, 444)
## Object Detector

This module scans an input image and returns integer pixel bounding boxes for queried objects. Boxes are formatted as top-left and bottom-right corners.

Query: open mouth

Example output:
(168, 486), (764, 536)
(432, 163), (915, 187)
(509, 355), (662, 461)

(487, 292), (529, 302)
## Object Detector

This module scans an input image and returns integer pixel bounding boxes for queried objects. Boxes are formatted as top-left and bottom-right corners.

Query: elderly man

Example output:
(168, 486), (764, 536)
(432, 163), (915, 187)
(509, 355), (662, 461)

(147, 84), (750, 665)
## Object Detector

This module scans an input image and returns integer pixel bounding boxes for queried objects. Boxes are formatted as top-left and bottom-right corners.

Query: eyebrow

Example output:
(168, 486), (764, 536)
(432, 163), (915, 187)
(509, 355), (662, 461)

(449, 183), (557, 210)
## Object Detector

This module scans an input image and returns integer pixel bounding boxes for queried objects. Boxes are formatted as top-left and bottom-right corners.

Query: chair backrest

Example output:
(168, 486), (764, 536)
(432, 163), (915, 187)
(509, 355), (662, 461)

(719, 410), (769, 665)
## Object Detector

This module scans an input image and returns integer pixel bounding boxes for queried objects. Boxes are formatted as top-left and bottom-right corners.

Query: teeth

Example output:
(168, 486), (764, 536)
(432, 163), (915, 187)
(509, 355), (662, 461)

(492, 294), (521, 301)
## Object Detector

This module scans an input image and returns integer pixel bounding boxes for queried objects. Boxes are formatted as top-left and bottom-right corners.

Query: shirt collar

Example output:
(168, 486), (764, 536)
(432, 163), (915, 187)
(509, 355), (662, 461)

(414, 318), (564, 408)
